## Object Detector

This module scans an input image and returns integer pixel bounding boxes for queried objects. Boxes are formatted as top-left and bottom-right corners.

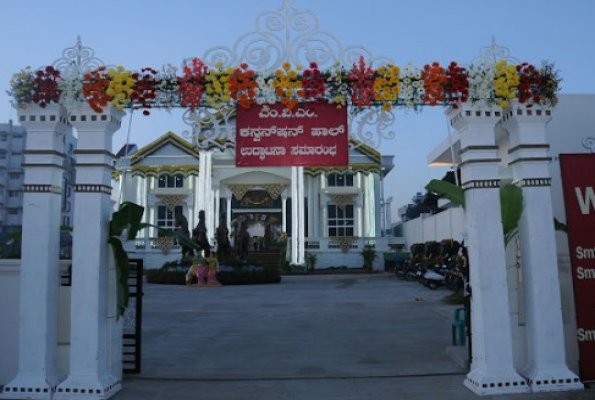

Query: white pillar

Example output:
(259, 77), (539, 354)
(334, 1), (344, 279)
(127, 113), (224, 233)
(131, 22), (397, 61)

(226, 195), (232, 231)
(55, 105), (123, 400)
(448, 105), (530, 395)
(196, 151), (213, 243)
(500, 105), (582, 392)
(1, 104), (68, 399)
(291, 167), (298, 265)
(281, 195), (287, 233)
(297, 166), (305, 264)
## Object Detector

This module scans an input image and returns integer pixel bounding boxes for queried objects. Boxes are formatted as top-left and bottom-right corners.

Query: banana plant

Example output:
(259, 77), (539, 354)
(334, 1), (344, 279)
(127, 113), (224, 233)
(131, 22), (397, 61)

(109, 202), (200, 317)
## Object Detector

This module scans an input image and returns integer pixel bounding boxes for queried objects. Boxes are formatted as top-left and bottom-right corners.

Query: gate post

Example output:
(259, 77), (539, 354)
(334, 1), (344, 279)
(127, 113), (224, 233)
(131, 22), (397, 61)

(1, 104), (69, 399)
(55, 105), (123, 400)
(500, 104), (582, 392)
(447, 105), (530, 395)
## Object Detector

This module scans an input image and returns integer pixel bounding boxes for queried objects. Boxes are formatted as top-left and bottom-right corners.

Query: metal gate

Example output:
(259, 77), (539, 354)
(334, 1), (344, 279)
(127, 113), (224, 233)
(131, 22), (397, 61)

(122, 258), (143, 374)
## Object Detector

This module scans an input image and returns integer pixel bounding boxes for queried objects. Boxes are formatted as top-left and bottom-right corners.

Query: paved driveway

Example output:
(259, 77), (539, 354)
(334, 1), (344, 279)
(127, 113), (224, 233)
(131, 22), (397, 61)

(113, 274), (592, 400)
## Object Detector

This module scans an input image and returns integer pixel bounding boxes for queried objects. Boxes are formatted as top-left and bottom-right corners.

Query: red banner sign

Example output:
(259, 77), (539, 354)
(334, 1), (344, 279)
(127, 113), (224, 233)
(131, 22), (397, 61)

(560, 153), (595, 382)
(236, 102), (348, 167)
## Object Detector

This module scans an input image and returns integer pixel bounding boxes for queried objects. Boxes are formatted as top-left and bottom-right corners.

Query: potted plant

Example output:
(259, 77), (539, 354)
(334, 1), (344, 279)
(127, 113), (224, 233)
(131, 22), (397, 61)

(360, 244), (377, 271)
(305, 251), (317, 273)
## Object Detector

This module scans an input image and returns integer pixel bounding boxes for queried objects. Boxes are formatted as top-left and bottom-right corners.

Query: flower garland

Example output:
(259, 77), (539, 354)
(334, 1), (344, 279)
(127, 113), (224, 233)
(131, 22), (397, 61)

(58, 66), (84, 112)
(8, 58), (561, 112)
(399, 63), (425, 108)
(83, 66), (111, 113)
(229, 63), (258, 108)
(326, 62), (349, 108)
(468, 63), (495, 106)
(32, 66), (61, 108)
(9, 67), (36, 108)
(204, 62), (233, 109)
(349, 57), (375, 109)
(106, 66), (135, 111)
(131, 67), (158, 115)
(178, 57), (208, 111)
(271, 61), (303, 110)
(154, 64), (180, 111)
(422, 62), (447, 106)
(302, 62), (325, 101)
(444, 62), (469, 107)
(493, 60), (520, 109)
(516, 62), (542, 106)
(373, 64), (400, 111)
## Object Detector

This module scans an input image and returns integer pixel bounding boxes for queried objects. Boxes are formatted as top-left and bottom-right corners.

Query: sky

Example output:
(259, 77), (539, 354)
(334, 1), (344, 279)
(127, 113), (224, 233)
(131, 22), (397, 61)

(1, 0), (594, 220)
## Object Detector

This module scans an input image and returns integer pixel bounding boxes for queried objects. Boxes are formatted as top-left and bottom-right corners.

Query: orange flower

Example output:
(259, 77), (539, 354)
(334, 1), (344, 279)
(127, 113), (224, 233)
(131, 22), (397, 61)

(422, 62), (447, 106)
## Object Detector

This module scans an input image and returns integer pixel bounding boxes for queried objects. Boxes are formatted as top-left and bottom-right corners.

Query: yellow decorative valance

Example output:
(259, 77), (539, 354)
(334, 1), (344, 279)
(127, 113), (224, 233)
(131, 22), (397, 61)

(226, 183), (288, 200)
(327, 193), (358, 209)
(156, 194), (188, 212)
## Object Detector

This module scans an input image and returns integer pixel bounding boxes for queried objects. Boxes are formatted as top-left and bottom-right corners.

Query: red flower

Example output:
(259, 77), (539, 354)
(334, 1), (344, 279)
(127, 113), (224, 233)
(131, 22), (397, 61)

(31, 66), (61, 108)
(132, 67), (157, 115)
(177, 58), (208, 110)
(83, 66), (111, 113)
(516, 62), (542, 106)
(301, 62), (325, 100)
(349, 56), (375, 108)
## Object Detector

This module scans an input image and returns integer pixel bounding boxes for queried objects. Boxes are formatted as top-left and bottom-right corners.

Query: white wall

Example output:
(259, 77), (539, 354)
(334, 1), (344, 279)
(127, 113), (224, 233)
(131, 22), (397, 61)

(0, 261), (72, 385)
(399, 207), (466, 248)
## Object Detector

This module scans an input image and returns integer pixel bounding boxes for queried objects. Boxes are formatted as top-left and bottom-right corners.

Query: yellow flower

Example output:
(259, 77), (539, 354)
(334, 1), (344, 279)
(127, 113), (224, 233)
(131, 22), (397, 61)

(215, 61), (223, 68)
(282, 61), (291, 71)
(382, 103), (392, 111)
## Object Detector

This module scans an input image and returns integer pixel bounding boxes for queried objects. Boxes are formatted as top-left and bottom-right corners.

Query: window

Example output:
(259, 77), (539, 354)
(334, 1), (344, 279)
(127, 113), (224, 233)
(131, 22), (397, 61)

(1, 134), (6, 141)
(327, 173), (354, 187)
(158, 174), (184, 188)
(8, 208), (19, 215)
(9, 172), (20, 179)
(157, 205), (183, 233)
(8, 191), (19, 197)
(327, 204), (354, 236)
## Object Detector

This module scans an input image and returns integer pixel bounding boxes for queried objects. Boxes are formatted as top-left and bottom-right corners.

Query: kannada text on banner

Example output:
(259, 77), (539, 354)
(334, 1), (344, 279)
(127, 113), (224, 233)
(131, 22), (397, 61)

(236, 102), (348, 167)
(560, 153), (595, 382)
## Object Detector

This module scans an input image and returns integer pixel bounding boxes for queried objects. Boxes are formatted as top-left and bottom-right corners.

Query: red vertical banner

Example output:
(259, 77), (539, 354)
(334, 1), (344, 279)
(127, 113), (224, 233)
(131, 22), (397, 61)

(560, 153), (595, 382)
(235, 102), (348, 167)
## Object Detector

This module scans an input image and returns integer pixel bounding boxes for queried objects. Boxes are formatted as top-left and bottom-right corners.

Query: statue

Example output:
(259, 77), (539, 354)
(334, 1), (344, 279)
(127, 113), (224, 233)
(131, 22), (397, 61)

(192, 210), (210, 254)
(175, 210), (193, 258)
(236, 220), (250, 259)
(215, 213), (231, 258)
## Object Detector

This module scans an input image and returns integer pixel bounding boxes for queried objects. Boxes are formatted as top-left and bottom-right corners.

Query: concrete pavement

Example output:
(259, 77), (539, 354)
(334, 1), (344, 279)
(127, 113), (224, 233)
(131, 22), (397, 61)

(113, 274), (593, 400)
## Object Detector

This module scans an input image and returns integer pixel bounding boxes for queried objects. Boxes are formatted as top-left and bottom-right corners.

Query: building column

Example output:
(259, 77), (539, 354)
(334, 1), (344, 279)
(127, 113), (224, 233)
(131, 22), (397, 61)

(55, 105), (123, 400)
(448, 105), (529, 395)
(196, 150), (213, 244)
(1, 104), (69, 399)
(500, 105), (582, 392)
(290, 167), (305, 264)
(281, 195), (287, 233)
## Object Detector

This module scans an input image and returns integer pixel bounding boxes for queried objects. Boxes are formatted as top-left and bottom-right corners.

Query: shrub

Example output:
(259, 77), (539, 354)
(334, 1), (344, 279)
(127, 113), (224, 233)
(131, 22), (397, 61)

(146, 259), (281, 285)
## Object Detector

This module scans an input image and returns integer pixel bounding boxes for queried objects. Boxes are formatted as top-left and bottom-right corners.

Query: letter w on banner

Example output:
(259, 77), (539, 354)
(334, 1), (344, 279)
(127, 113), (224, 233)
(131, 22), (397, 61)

(236, 102), (348, 166)
(560, 153), (595, 382)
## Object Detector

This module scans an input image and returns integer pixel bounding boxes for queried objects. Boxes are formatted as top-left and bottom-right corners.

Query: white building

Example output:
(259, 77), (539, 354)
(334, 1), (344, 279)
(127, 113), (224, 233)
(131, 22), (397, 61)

(0, 121), (76, 243)
(116, 131), (398, 269)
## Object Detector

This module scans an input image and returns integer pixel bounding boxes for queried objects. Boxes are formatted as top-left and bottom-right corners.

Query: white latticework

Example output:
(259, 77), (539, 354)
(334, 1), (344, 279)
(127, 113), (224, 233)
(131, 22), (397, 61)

(327, 193), (358, 210)
(155, 194), (188, 212)
(184, 0), (396, 150)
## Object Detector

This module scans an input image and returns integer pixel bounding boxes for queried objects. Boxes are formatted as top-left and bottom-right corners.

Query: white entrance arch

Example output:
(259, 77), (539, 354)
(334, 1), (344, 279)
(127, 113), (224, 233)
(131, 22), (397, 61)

(0, 1), (583, 398)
